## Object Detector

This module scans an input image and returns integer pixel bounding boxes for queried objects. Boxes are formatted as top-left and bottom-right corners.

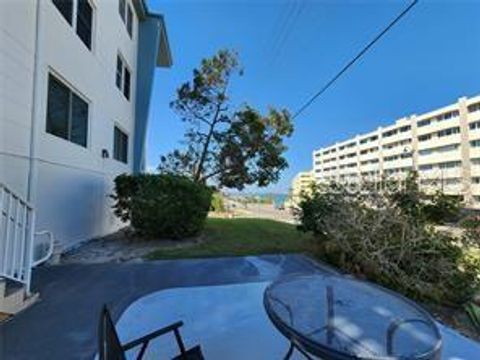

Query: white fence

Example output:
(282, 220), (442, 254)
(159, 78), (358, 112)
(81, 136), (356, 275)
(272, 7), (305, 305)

(0, 183), (35, 294)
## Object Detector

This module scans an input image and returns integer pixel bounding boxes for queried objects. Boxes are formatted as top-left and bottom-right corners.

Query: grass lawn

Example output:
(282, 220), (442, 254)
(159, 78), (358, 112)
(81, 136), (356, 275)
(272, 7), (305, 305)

(146, 217), (480, 340)
(147, 218), (315, 260)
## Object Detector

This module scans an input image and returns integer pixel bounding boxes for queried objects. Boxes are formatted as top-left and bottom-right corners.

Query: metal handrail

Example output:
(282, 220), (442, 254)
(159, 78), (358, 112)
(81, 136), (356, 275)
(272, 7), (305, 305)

(0, 183), (35, 294)
(33, 230), (55, 267)
(0, 183), (55, 295)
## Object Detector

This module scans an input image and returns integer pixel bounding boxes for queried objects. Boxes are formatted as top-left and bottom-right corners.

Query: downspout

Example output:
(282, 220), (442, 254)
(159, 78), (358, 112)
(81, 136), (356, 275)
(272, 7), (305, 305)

(27, 0), (43, 203)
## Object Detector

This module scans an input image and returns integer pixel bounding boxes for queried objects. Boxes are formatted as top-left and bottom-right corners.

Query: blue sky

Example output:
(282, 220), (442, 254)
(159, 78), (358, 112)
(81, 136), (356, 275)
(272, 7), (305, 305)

(145, 0), (480, 193)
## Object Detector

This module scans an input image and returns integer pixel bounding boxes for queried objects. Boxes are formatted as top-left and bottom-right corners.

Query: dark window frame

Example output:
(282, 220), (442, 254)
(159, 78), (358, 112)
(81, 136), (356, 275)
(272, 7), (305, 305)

(46, 73), (89, 148)
(76, 0), (93, 50)
(52, 0), (73, 24)
(123, 67), (131, 100)
(126, 5), (133, 38)
(113, 126), (129, 164)
(116, 55), (123, 90)
(51, 0), (94, 51)
(116, 54), (131, 101)
(119, 0), (126, 21)
(469, 121), (480, 130)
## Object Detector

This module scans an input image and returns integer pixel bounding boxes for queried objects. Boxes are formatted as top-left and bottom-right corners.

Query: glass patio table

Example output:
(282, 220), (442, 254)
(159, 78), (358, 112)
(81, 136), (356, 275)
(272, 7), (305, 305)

(264, 274), (442, 360)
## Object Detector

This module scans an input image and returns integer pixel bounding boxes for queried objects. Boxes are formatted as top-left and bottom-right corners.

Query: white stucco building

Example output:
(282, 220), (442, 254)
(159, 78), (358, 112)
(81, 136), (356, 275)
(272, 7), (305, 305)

(312, 95), (480, 208)
(1, 0), (172, 253)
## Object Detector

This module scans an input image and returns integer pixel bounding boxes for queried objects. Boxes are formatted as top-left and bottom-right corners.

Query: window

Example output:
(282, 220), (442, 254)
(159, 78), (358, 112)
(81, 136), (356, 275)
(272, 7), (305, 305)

(418, 118), (431, 127)
(439, 161), (461, 169)
(46, 74), (88, 147)
(116, 56), (123, 89)
(382, 129), (397, 138)
(468, 102), (480, 113)
(470, 121), (480, 130)
(51, 0), (93, 50)
(126, 6), (133, 37)
(116, 54), (131, 100)
(119, 0), (126, 21)
(437, 110), (459, 121)
(52, 0), (73, 24)
(419, 164), (433, 171)
(471, 140), (480, 147)
(418, 134), (431, 142)
(399, 125), (411, 133)
(437, 127), (460, 138)
(114, 126), (128, 163)
(384, 155), (398, 162)
(123, 67), (131, 100)
(119, 0), (134, 38)
(76, 0), (93, 49)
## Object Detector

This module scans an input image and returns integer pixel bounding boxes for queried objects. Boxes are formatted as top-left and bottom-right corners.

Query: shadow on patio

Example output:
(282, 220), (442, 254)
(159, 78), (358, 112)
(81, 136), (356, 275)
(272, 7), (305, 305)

(1, 255), (479, 359)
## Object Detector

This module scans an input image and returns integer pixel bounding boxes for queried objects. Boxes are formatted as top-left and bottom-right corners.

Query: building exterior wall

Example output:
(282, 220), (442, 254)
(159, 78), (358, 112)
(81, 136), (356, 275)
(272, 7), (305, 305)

(0, 0), (170, 250)
(286, 171), (314, 207)
(313, 95), (480, 208)
(0, 0), (37, 198)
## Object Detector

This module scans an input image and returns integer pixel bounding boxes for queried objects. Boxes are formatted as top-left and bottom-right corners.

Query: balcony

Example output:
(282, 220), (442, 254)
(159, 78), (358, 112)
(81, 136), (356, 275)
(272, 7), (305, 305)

(416, 116), (460, 136)
(417, 150), (462, 166)
(417, 134), (461, 150)
(383, 157), (413, 170)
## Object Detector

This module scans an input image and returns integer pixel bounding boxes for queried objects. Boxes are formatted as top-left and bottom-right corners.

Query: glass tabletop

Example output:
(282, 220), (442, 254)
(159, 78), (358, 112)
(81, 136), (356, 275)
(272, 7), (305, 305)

(264, 274), (442, 360)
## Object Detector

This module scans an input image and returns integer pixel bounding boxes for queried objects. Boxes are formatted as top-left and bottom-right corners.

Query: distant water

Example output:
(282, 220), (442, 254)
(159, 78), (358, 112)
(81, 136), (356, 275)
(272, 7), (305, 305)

(272, 194), (288, 207)
(255, 193), (287, 207)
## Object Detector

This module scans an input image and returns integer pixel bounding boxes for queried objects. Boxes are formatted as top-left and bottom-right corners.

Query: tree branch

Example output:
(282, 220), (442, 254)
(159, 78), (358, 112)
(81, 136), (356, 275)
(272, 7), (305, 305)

(193, 77), (231, 182)
(200, 168), (223, 182)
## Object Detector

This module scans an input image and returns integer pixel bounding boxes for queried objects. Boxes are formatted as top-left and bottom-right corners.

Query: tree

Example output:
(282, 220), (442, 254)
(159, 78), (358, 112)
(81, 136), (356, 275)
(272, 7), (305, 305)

(158, 49), (293, 190)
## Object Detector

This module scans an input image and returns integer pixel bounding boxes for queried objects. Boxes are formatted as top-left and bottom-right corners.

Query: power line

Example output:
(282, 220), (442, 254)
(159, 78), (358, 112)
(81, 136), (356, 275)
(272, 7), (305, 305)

(292, 0), (419, 119)
(269, 0), (307, 69)
(267, 0), (299, 67)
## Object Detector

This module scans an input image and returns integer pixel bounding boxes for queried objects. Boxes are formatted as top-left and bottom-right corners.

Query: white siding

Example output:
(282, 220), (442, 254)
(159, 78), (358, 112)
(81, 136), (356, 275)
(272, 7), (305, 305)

(0, 0), (144, 249)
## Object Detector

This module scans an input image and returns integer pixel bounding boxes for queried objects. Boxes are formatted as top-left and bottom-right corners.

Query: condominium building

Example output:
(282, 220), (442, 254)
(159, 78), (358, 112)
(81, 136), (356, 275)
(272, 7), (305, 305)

(286, 171), (315, 207)
(312, 95), (480, 208)
(1, 0), (172, 252)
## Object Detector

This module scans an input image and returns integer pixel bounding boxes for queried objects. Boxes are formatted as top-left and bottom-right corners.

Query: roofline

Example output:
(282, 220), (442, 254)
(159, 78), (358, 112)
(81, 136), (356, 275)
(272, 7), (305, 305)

(133, 0), (173, 68)
(313, 94), (479, 154)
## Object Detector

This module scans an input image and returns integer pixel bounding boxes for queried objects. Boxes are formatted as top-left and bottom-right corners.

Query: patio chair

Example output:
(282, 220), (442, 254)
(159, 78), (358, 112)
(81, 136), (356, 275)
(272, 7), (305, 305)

(98, 305), (204, 360)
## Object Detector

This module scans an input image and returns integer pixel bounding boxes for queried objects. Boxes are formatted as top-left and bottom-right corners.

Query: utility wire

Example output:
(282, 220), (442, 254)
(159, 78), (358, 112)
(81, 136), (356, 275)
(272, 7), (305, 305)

(292, 0), (419, 119)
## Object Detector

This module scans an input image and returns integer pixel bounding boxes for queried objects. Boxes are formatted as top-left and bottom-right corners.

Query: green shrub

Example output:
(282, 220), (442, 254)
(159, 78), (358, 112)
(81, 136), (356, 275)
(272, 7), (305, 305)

(297, 182), (479, 306)
(461, 215), (480, 247)
(112, 174), (212, 239)
(422, 192), (461, 224)
(386, 172), (461, 224)
(211, 192), (226, 212)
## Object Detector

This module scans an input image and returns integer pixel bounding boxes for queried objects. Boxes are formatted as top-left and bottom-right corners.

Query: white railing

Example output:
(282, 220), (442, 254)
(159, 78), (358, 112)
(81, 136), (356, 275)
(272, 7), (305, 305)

(0, 183), (36, 294)
(33, 230), (55, 267)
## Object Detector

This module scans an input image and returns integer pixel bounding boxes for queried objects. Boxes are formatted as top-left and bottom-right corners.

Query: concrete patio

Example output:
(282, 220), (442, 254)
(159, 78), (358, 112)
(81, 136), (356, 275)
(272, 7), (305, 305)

(0, 255), (479, 359)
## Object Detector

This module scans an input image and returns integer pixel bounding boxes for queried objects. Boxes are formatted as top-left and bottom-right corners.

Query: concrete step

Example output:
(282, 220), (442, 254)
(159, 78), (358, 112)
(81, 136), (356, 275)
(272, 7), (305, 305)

(0, 279), (38, 315)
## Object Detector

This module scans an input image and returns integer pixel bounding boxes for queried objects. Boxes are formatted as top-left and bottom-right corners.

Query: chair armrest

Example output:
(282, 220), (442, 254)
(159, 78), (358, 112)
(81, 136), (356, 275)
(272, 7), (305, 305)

(122, 321), (184, 351)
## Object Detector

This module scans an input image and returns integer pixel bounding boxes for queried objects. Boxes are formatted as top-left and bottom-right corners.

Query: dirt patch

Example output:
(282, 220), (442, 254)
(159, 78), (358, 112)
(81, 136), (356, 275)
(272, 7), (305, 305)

(60, 228), (201, 264)
(0, 312), (11, 324)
